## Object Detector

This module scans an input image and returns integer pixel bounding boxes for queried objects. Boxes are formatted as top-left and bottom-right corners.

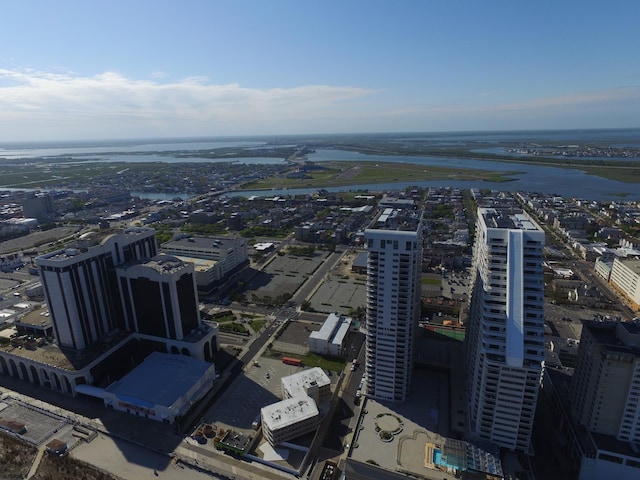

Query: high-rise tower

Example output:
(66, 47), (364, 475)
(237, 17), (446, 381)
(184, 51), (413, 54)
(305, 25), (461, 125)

(570, 320), (640, 443)
(37, 228), (157, 350)
(364, 204), (422, 402)
(36, 227), (218, 361)
(465, 208), (545, 452)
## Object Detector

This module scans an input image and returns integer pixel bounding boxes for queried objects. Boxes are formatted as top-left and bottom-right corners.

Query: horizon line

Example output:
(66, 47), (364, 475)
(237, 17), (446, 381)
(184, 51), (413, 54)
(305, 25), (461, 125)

(1, 126), (640, 146)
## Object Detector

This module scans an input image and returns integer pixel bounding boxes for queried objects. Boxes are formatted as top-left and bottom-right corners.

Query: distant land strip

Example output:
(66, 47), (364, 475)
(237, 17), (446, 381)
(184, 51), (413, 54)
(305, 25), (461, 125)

(241, 161), (519, 190)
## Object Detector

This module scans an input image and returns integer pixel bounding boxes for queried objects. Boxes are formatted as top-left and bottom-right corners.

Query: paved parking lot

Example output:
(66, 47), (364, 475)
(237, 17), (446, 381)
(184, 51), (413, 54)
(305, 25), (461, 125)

(246, 252), (329, 300)
(309, 276), (366, 314)
(0, 398), (67, 445)
(203, 356), (307, 436)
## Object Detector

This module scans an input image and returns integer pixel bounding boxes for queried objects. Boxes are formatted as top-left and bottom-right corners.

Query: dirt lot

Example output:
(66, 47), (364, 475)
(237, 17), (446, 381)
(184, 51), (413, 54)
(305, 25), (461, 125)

(0, 432), (115, 480)
(0, 431), (37, 480)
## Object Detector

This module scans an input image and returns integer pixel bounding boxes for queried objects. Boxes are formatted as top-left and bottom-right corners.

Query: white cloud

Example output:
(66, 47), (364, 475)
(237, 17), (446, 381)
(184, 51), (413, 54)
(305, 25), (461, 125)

(0, 68), (637, 140)
(0, 69), (376, 140)
(381, 87), (640, 117)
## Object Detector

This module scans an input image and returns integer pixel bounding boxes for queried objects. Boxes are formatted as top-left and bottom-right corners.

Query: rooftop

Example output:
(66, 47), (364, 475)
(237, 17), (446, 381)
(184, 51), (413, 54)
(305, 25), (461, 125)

(261, 395), (319, 431)
(38, 227), (155, 263)
(309, 312), (352, 344)
(105, 351), (215, 409)
(367, 206), (422, 232)
(481, 208), (542, 231)
(281, 367), (331, 398)
(0, 329), (131, 371)
(583, 320), (640, 357)
(615, 258), (640, 274)
(173, 255), (217, 271)
(119, 254), (189, 275)
(162, 235), (242, 251)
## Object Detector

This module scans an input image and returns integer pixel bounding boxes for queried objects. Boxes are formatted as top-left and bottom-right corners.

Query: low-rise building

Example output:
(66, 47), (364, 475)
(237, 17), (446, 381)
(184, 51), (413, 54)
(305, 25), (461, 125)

(309, 312), (352, 357)
(161, 235), (248, 294)
(281, 367), (331, 406)
(261, 395), (320, 446)
(92, 351), (217, 424)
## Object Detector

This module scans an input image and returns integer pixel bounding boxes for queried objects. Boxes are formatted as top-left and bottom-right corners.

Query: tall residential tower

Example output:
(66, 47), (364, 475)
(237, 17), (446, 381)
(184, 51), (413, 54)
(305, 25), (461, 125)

(364, 204), (422, 402)
(465, 208), (545, 452)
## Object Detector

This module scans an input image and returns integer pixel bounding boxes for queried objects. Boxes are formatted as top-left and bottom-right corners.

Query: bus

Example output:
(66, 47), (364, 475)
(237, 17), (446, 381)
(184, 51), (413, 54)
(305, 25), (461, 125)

(282, 356), (302, 367)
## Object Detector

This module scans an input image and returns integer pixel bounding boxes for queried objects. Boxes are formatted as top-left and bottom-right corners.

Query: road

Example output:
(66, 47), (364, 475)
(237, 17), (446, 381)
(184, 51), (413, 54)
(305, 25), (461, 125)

(321, 332), (365, 451)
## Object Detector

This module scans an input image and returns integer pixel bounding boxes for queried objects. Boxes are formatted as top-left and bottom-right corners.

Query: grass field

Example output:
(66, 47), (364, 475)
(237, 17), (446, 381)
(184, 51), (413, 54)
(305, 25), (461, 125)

(264, 349), (345, 372)
(242, 161), (518, 190)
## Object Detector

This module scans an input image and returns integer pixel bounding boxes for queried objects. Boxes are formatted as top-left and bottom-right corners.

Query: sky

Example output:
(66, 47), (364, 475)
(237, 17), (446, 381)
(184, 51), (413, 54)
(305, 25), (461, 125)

(0, 0), (639, 141)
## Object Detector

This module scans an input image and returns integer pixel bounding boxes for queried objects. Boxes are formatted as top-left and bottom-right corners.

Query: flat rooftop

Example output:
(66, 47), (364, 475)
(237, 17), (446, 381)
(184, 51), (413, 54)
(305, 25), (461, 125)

(162, 235), (242, 252)
(481, 208), (542, 231)
(616, 258), (640, 275)
(119, 254), (189, 274)
(261, 395), (319, 431)
(38, 227), (154, 262)
(105, 351), (214, 409)
(0, 329), (131, 371)
(584, 320), (640, 357)
(281, 367), (331, 397)
(173, 255), (217, 271)
(367, 206), (421, 232)
(309, 312), (351, 343)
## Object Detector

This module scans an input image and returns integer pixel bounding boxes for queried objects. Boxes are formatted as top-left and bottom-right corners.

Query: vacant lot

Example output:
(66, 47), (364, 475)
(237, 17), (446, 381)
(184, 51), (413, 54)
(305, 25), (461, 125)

(0, 226), (82, 254)
(0, 432), (115, 480)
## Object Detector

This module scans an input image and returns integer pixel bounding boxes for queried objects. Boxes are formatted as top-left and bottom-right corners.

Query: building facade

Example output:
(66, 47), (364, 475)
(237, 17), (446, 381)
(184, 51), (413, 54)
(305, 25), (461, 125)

(465, 208), (545, 452)
(161, 235), (248, 293)
(116, 255), (200, 341)
(364, 206), (423, 402)
(608, 258), (640, 311)
(37, 228), (157, 350)
(570, 320), (640, 444)
(261, 395), (320, 446)
(308, 312), (352, 357)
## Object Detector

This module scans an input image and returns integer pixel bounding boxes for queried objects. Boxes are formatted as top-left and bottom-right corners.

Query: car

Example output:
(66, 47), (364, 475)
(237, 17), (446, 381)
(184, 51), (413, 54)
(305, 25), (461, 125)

(264, 372), (270, 379)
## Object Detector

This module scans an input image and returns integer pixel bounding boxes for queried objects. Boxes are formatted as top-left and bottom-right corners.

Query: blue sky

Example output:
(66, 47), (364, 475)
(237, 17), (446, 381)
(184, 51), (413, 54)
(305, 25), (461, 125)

(0, 0), (639, 141)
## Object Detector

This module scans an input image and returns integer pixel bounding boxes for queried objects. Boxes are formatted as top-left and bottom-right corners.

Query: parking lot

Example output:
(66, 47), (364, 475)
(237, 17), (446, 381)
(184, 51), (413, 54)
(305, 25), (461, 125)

(203, 356), (310, 436)
(0, 397), (68, 445)
(309, 275), (366, 314)
(245, 251), (329, 300)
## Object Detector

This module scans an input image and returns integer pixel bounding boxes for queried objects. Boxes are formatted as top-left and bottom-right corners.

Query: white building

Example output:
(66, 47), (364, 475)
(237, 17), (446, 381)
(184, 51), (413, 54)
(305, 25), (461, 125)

(465, 208), (545, 453)
(309, 312), (352, 357)
(261, 395), (320, 446)
(608, 258), (640, 311)
(281, 367), (331, 406)
(161, 235), (248, 293)
(364, 206), (423, 402)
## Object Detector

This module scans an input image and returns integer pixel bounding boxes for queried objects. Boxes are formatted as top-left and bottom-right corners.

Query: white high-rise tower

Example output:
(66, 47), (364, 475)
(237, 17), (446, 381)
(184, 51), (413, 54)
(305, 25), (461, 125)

(465, 207), (545, 452)
(364, 205), (422, 402)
